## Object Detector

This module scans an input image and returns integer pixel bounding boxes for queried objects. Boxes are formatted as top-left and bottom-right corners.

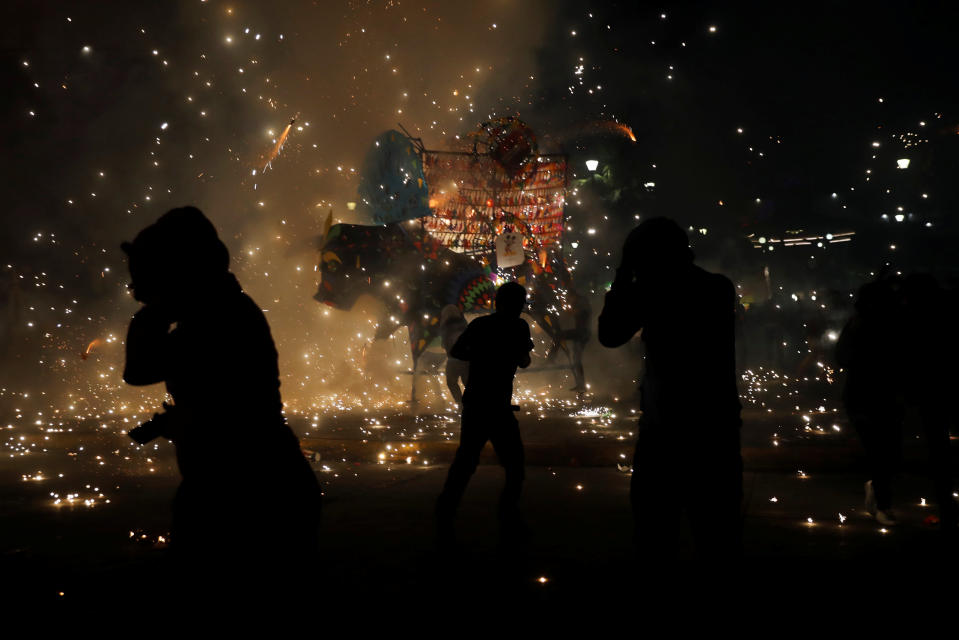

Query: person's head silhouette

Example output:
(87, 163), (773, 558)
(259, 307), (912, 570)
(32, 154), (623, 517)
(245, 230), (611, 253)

(620, 217), (693, 280)
(495, 281), (527, 318)
(122, 206), (230, 308)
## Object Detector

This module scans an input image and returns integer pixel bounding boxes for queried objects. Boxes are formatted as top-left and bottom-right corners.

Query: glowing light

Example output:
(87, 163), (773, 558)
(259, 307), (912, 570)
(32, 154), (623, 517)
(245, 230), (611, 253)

(585, 159), (599, 171)
(896, 158), (910, 169)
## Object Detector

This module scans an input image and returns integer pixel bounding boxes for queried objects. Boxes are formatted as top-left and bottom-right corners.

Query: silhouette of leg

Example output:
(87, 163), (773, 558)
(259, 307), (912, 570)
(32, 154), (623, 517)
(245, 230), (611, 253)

(570, 340), (586, 391)
(436, 413), (488, 518)
(489, 412), (525, 519)
(687, 435), (743, 564)
(854, 412), (901, 511)
(631, 426), (681, 566)
(918, 402), (957, 529)
(489, 412), (526, 551)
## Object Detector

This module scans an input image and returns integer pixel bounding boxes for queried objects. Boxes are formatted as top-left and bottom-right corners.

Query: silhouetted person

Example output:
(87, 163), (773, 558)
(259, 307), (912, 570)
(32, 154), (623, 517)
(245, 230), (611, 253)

(435, 282), (533, 544)
(837, 275), (905, 525)
(598, 218), (743, 565)
(122, 207), (321, 599)
(552, 290), (591, 392)
(440, 304), (469, 406)
(902, 274), (957, 531)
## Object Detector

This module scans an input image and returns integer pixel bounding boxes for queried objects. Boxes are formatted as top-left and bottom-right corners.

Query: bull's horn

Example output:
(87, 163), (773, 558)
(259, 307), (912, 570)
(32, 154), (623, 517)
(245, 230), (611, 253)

(317, 209), (333, 248)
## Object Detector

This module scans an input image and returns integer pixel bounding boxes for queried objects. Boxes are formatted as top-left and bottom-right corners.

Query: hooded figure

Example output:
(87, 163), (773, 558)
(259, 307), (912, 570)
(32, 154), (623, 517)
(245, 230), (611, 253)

(122, 207), (321, 594)
(598, 217), (742, 567)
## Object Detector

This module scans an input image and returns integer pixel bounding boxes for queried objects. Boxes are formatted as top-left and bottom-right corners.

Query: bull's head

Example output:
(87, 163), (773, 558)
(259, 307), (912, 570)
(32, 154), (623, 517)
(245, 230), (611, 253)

(313, 222), (369, 310)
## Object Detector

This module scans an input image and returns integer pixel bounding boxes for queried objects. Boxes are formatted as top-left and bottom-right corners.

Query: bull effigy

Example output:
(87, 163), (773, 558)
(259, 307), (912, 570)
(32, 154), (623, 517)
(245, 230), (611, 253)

(315, 118), (587, 402)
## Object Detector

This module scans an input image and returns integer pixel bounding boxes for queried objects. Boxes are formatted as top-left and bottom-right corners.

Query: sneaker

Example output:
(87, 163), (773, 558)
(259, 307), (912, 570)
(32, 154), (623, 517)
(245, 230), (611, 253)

(875, 509), (898, 526)
(864, 480), (877, 516)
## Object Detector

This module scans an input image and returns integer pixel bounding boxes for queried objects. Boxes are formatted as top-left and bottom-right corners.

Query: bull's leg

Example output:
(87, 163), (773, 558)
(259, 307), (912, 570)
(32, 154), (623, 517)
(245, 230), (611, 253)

(534, 308), (586, 392)
(408, 323), (426, 406)
(570, 339), (586, 392)
(410, 354), (419, 406)
(534, 309), (568, 363)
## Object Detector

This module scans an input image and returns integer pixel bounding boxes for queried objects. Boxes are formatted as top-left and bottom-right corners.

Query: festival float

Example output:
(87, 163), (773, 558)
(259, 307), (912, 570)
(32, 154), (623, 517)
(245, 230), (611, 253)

(315, 118), (588, 402)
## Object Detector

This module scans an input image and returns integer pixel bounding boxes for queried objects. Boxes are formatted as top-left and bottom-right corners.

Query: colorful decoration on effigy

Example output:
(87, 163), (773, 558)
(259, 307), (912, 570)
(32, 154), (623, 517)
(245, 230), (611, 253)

(495, 232), (526, 268)
(476, 117), (539, 179)
(328, 122), (587, 400)
(420, 151), (567, 255)
(356, 130), (430, 224)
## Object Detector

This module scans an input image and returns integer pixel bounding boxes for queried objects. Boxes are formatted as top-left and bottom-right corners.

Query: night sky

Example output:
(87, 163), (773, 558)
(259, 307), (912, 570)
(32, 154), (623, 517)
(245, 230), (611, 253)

(2, 0), (958, 397)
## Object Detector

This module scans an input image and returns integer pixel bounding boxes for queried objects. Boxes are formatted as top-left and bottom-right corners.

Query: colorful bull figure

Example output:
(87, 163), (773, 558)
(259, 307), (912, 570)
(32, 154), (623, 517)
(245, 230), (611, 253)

(315, 221), (493, 402)
(314, 220), (587, 403)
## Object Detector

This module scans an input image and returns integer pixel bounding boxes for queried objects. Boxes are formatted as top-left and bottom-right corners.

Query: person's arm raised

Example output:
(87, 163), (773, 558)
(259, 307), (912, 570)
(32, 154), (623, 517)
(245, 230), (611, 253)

(123, 305), (172, 386)
(598, 266), (644, 348)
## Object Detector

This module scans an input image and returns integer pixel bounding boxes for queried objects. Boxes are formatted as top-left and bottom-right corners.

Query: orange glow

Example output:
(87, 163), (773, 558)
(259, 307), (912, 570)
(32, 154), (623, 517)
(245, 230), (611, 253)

(261, 120), (294, 172)
(81, 339), (103, 360)
(617, 123), (637, 142)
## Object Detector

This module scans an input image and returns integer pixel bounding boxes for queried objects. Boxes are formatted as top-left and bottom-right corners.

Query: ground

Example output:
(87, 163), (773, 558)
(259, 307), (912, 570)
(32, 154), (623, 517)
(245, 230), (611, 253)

(2, 395), (957, 616)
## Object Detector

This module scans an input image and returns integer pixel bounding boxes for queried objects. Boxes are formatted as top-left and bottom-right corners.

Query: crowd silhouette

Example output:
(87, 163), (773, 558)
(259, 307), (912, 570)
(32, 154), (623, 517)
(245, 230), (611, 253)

(120, 207), (956, 602)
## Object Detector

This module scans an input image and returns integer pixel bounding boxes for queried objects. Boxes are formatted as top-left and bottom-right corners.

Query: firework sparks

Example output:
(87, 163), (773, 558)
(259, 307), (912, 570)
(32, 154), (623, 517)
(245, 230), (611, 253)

(260, 115), (298, 173)
(81, 338), (103, 360)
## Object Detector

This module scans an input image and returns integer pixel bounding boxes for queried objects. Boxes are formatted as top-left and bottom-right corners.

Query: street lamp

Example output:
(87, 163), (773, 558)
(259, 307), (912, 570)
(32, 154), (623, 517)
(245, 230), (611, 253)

(585, 159), (599, 172)
(896, 158), (910, 169)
